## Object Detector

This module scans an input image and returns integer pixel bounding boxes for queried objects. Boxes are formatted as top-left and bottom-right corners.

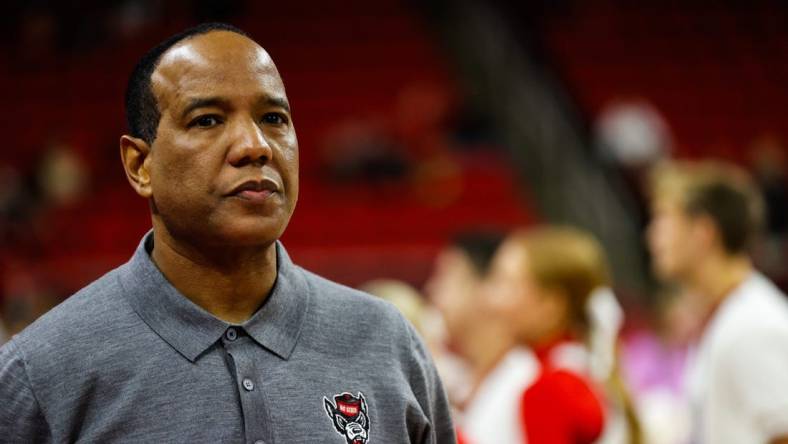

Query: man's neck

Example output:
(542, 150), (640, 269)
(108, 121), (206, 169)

(150, 228), (278, 324)
(687, 252), (753, 310)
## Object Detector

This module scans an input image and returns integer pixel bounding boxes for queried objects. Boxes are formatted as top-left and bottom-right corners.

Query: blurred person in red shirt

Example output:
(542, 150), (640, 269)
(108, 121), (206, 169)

(482, 226), (610, 444)
(647, 160), (788, 444)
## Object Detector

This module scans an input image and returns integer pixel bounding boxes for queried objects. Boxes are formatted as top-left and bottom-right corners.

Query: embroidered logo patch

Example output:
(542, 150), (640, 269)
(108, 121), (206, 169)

(323, 391), (370, 444)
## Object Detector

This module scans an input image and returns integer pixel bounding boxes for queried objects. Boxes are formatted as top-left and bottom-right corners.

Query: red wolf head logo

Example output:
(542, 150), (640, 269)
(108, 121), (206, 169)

(323, 392), (370, 444)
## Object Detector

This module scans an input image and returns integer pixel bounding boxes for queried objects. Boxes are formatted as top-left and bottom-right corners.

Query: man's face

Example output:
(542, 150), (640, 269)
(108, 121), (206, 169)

(146, 31), (298, 247)
(647, 198), (703, 281)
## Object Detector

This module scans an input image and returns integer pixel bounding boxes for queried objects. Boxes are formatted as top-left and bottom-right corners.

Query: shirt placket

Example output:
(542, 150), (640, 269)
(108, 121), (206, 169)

(222, 327), (273, 444)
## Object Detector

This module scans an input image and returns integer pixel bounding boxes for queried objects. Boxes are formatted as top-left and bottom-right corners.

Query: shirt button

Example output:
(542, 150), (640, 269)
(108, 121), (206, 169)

(225, 328), (238, 341)
(242, 378), (255, 391)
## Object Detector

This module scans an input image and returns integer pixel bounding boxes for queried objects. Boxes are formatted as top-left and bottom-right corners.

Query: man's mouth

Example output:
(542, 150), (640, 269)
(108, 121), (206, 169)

(227, 178), (279, 202)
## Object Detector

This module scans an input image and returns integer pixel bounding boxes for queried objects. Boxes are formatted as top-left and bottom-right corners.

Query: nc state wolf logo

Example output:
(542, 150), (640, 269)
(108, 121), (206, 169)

(323, 392), (370, 444)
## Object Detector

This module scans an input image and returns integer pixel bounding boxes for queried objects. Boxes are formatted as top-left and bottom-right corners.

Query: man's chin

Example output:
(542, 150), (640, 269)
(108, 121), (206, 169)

(216, 225), (284, 247)
(154, 211), (290, 250)
(226, 208), (292, 240)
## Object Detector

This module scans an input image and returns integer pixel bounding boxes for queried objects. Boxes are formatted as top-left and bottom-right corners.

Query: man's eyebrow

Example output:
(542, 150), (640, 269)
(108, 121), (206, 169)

(180, 97), (227, 119)
(264, 96), (291, 113)
(179, 96), (291, 118)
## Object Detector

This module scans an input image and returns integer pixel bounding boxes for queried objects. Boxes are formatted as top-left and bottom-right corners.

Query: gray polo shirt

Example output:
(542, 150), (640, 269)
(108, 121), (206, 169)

(0, 233), (455, 443)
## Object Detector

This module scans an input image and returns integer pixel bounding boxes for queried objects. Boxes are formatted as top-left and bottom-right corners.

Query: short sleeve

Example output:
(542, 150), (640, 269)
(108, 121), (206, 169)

(405, 321), (457, 444)
(720, 325), (788, 438)
(521, 370), (605, 444)
(0, 340), (51, 442)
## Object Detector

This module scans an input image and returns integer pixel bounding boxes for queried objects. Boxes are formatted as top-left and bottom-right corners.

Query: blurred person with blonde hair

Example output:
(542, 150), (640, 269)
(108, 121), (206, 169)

(647, 160), (788, 444)
(484, 226), (638, 444)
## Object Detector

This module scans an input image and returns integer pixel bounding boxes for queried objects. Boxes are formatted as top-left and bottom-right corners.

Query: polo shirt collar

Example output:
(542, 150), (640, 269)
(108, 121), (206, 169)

(119, 231), (310, 363)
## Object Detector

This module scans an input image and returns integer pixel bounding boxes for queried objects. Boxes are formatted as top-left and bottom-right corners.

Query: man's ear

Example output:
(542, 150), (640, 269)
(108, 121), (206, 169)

(120, 135), (153, 198)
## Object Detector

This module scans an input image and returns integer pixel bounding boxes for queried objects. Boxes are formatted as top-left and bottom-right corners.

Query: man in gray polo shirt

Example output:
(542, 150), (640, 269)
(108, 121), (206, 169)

(0, 23), (455, 443)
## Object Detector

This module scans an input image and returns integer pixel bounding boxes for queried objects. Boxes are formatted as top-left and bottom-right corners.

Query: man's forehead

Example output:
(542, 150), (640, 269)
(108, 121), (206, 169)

(163, 31), (272, 67)
(151, 31), (284, 108)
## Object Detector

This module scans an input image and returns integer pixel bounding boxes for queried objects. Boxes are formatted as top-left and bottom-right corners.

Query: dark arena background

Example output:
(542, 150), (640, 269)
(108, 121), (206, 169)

(2, 1), (788, 442)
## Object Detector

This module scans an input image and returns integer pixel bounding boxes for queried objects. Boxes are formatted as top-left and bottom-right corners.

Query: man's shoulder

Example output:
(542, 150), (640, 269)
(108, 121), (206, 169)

(11, 263), (135, 359)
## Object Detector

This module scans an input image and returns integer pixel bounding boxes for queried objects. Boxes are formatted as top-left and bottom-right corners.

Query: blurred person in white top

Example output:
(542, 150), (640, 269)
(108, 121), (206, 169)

(647, 160), (788, 444)
(426, 230), (636, 444)
(424, 231), (536, 443)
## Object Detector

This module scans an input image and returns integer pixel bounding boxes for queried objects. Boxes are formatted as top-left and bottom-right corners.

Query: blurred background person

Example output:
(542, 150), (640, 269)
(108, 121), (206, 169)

(423, 231), (536, 443)
(422, 232), (512, 404)
(647, 160), (788, 444)
(484, 226), (639, 444)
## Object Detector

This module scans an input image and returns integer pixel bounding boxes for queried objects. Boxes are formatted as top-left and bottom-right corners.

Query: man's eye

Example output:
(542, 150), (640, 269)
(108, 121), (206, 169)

(190, 115), (222, 128)
(262, 113), (286, 125)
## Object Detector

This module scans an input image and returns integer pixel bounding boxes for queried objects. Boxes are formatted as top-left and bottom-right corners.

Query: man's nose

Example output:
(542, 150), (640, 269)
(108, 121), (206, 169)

(227, 118), (273, 167)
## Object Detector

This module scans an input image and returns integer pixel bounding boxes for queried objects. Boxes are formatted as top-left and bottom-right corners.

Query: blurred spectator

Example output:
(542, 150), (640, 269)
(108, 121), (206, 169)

(647, 160), (788, 444)
(423, 232), (526, 436)
(483, 226), (638, 444)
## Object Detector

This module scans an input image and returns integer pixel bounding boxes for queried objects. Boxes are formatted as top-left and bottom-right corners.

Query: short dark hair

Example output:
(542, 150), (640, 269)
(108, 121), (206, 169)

(451, 231), (505, 276)
(685, 178), (763, 254)
(124, 23), (248, 144)
(652, 161), (765, 254)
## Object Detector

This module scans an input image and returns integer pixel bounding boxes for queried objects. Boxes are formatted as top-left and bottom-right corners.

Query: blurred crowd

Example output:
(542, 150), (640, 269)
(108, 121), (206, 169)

(365, 155), (788, 444)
